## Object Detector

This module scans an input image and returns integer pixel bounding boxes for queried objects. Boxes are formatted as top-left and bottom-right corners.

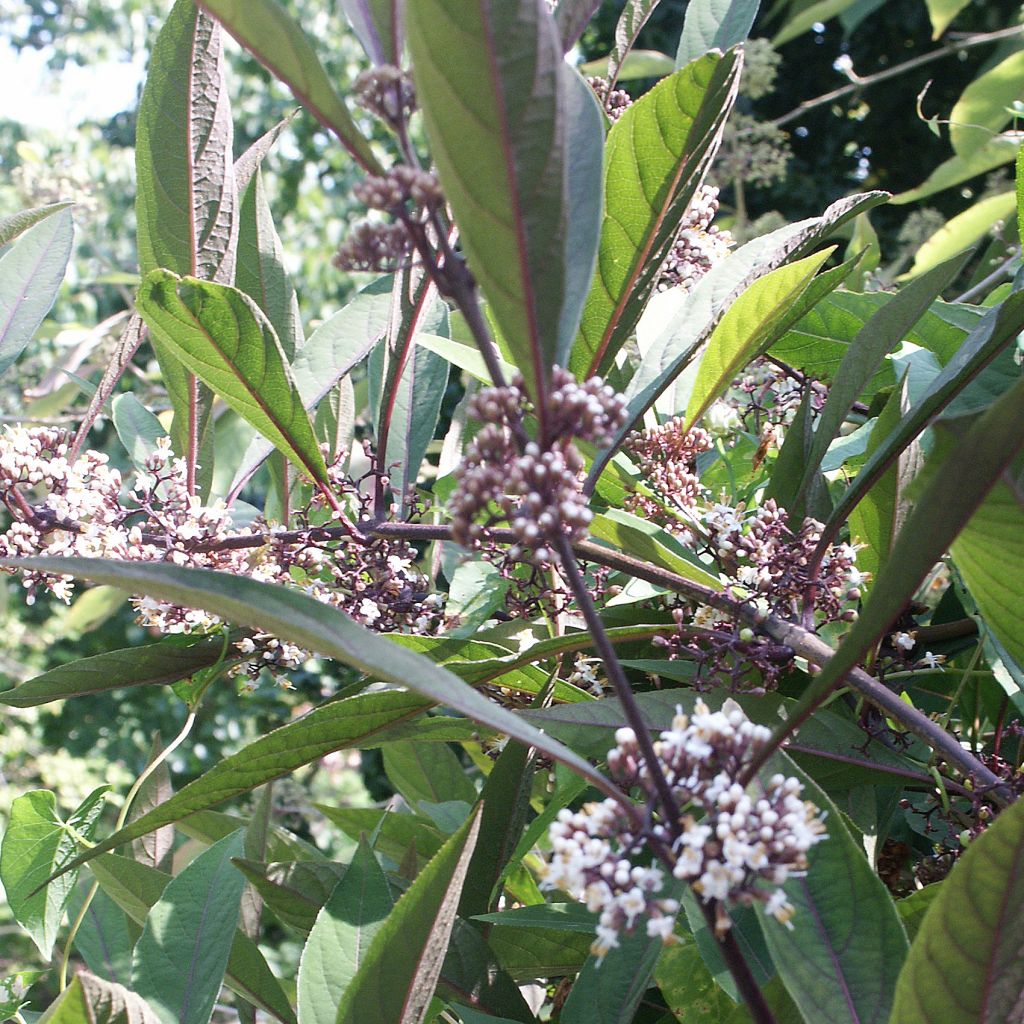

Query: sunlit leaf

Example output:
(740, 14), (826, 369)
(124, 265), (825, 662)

(137, 271), (331, 491)
(676, 0), (759, 67)
(335, 808), (481, 1024)
(571, 52), (741, 378)
(0, 787), (108, 958)
(38, 973), (161, 1024)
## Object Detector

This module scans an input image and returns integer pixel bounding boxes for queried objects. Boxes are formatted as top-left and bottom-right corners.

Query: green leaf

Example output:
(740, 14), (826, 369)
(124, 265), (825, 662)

(951, 473), (1024, 676)
(38, 973), (162, 1024)
(950, 51), (1024, 156)
(572, 52), (741, 378)
(581, 49), (675, 82)
(228, 276), (394, 497)
(0, 201), (71, 249)
(2, 560), (621, 869)
(236, 167), (302, 360)
(296, 838), (392, 1024)
(846, 374), (920, 585)
(607, 1), (665, 88)
(824, 291), (1024, 544)
(905, 192), (1017, 280)
(896, 885), (942, 943)
(0, 206), (73, 378)
(682, 249), (833, 430)
(233, 859), (346, 934)
(317, 807), (445, 875)
(487, 925), (593, 981)
(137, 271), (331, 491)
(335, 807), (483, 1024)
(131, 745), (176, 873)
(0, 636), (230, 708)
(773, 0), (859, 46)
(196, 0), (381, 173)
(112, 393), (168, 472)
(406, 0), (603, 411)
(589, 509), (724, 591)
(134, 0), (234, 486)
(445, 560), (511, 635)
(758, 763), (908, 1024)
(890, 795), (1024, 1023)
(925, 0), (971, 37)
(68, 887), (134, 985)
(788, 251), (970, 519)
(892, 134), (1020, 205)
(788, 375), (1024, 743)
(0, 788), (108, 958)
(676, 0), (759, 67)
(561, 924), (665, 1024)
(131, 831), (247, 1024)
(383, 740), (479, 809)
(135, 1), (235, 283)
(594, 191), (885, 483)
(554, 0), (602, 51)
(1018, 144), (1024, 243)
(88, 855), (296, 1024)
(415, 333), (517, 384)
(0, 971), (44, 1019)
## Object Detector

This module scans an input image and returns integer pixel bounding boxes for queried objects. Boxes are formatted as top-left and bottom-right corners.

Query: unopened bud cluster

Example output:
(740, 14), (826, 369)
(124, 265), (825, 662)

(0, 428), (443, 684)
(334, 219), (410, 273)
(353, 166), (443, 211)
(450, 368), (626, 564)
(542, 699), (826, 957)
(587, 76), (632, 122)
(353, 65), (416, 123)
(658, 185), (734, 292)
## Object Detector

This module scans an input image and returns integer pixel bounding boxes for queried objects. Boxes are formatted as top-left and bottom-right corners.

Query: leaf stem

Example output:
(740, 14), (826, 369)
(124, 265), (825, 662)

(700, 901), (778, 1024)
(57, 711), (197, 992)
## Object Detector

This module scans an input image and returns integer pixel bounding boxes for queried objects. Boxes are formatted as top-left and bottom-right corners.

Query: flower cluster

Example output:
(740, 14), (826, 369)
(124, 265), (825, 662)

(0, 427), (443, 683)
(587, 76), (632, 122)
(334, 220), (410, 273)
(657, 185), (734, 293)
(702, 499), (859, 624)
(542, 699), (826, 957)
(449, 368), (626, 564)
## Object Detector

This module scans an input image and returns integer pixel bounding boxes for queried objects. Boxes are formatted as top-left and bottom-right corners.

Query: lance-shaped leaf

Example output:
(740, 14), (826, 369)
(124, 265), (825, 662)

(607, 1), (665, 91)
(89, 854), (296, 1024)
(0, 788), (108, 958)
(135, 0), (236, 484)
(406, 0), (603, 419)
(69, 887), (135, 984)
(926, 0), (971, 37)
(823, 291), (1024, 548)
(38, 973), (162, 1024)
(131, 831), (247, 1024)
(676, 0), (760, 67)
(571, 51), (741, 379)
(779, 375), (1024, 747)
(0, 636), (231, 708)
(951, 472), (1024, 680)
(137, 271), (331, 492)
(197, 0), (381, 173)
(296, 838), (393, 1024)
(0, 201), (71, 248)
(335, 807), (482, 1024)
(890, 792), (1024, 1023)
(227, 276), (394, 500)
(1, 558), (624, 876)
(0, 205), (73, 378)
(680, 248), (834, 430)
(785, 251), (970, 520)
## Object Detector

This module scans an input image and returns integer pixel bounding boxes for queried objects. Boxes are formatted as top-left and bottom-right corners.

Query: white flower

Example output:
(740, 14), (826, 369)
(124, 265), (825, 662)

(891, 631), (915, 652)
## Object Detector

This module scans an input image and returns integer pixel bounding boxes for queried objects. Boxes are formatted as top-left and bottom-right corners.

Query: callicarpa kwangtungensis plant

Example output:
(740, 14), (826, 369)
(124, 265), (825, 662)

(2, 2), (1024, 1024)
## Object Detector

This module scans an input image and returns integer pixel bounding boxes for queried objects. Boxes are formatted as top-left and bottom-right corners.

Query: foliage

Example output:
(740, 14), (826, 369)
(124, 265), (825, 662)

(1, 2), (1024, 1023)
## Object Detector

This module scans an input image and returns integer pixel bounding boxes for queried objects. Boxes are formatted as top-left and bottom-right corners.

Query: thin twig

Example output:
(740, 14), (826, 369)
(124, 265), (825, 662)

(952, 249), (1020, 304)
(770, 24), (1024, 129)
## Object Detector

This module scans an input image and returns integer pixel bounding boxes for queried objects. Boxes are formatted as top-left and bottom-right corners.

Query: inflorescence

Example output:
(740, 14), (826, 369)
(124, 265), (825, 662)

(449, 367), (627, 565)
(0, 427), (443, 683)
(541, 699), (827, 958)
